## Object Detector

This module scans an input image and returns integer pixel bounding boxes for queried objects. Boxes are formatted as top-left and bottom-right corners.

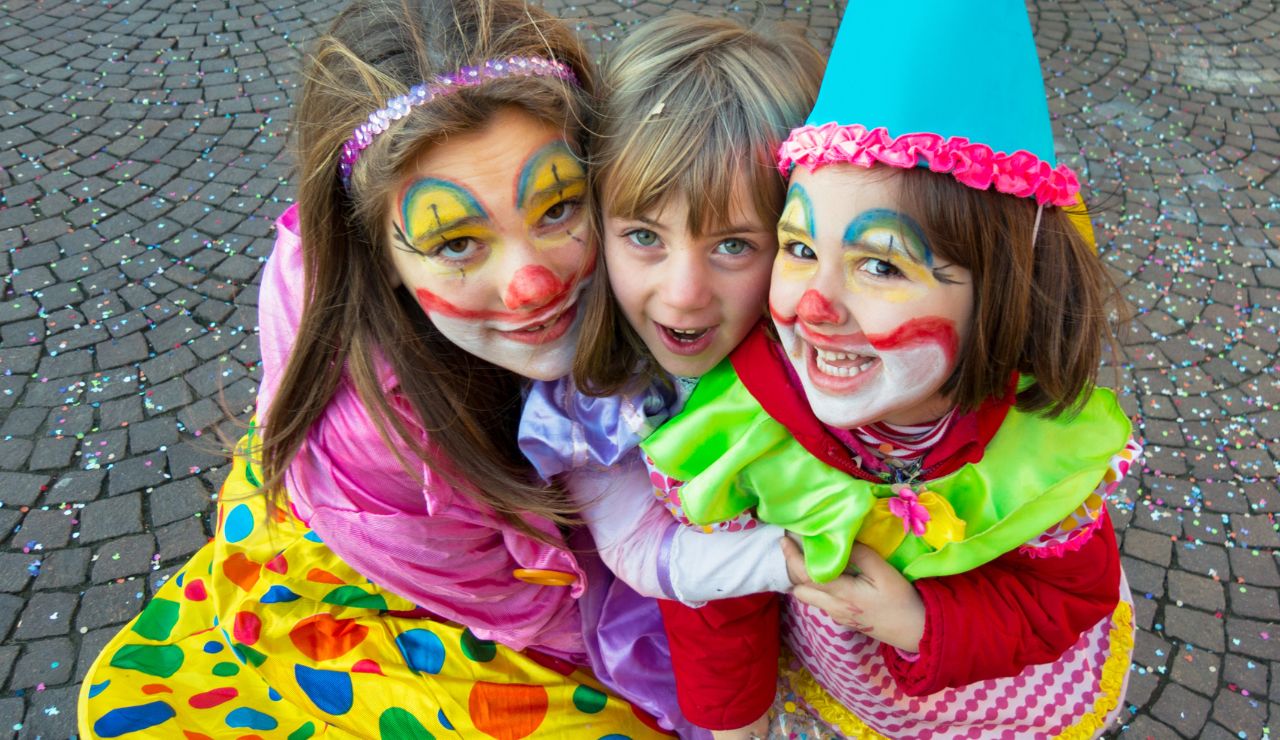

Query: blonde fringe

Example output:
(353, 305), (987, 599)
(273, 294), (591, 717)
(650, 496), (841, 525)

(780, 600), (1134, 740)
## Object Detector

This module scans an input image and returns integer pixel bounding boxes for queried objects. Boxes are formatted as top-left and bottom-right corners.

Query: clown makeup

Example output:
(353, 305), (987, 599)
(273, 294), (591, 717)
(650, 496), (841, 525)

(770, 165), (974, 428)
(603, 186), (778, 378)
(387, 107), (592, 380)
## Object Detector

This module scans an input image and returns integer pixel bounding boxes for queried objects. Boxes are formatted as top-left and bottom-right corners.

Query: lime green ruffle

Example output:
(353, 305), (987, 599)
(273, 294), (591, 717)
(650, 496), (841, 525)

(641, 360), (1131, 583)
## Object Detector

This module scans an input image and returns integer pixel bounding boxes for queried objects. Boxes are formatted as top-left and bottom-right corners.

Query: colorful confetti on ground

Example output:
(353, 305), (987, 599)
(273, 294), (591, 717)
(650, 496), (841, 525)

(0, 0), (1275, 737)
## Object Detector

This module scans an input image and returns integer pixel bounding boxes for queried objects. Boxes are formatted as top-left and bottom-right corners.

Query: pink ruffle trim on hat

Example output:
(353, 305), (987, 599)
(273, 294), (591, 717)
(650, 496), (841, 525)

(777, 122), (1080, 207)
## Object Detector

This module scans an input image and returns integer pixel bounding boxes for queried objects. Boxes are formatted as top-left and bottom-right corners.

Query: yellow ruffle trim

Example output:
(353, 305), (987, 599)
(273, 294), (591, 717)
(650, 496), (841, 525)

(1054, 599), (1134, 740)
(781, 599), (1134, 740)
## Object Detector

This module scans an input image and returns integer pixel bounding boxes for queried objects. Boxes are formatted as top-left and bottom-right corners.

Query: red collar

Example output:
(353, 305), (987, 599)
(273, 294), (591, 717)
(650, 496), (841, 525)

(728, 323), (1014, 482)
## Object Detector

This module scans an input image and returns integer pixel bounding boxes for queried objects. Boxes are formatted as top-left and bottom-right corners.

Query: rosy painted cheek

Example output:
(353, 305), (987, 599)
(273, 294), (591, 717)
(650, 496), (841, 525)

(865, 316), (960, 364)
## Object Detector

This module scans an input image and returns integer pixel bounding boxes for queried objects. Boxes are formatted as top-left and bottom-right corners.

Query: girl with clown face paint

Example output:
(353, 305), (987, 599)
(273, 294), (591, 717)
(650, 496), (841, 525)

(517, 13), (824, 740)
(638, 1), (1142, 737)
(79, 1), (690, 737)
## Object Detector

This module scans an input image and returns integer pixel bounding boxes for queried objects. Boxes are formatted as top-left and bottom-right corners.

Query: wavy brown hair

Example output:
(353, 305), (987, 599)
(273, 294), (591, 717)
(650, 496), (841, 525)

(889, 166), (1126, 417)
(260, 0), (596, 533)
(572, 14), (824, 396)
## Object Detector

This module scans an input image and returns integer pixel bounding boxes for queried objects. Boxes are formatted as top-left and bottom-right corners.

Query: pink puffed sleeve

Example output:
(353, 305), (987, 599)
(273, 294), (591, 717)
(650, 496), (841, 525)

(255, 205), (588, 658)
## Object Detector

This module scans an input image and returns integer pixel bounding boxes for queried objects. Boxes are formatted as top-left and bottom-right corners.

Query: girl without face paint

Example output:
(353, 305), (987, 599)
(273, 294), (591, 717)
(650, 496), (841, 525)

(639, 1), (1140, 737)
(79, 1), (689, 737)
(517, 14), (824, 740)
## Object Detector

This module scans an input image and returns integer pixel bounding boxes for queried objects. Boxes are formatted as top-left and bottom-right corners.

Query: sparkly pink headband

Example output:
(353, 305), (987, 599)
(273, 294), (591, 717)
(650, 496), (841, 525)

(777, 123), (1080, 207)
(338, 55), (579, 189)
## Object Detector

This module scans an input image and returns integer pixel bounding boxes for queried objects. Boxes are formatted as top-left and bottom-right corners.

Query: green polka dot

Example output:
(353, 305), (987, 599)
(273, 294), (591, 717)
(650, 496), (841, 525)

(322, 586), (389, 610)
(131, 598), (181, 641)
(212, 661), (241, 677)
(378, 707), (435, 739)
(108, 644), (185, 678)
(288, 721), (317, 740)
(572, 685), (608, 714)
(233, 643), (267, 667)
(459, 629), (496, 663)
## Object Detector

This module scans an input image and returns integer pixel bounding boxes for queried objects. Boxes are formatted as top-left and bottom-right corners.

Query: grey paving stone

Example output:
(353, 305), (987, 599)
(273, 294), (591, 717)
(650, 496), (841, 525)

(12, 591), (77, 640)
(75, 579), (146, 633)
(45, 468), (105, 503)
(1151, 682), (1212, 737)
(32, 548), (92, 591)
(89, 532), (157, 582)
(14, 508), (74, 550)
(19, 683), (78, 739)
(9, 637), (75, 690)
(78, 491), (141, 543)
(0, 472), (50, 507)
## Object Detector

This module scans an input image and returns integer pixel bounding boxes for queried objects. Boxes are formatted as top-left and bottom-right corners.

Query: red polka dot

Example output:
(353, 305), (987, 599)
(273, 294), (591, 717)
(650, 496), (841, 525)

(264, 553), (289, 574)
(183, 579), (208, 601)
(141, 684), (172, 694)
(233, 611), (262, 645)
(188, 687), (238, 709)
(352, 659), (383, 675)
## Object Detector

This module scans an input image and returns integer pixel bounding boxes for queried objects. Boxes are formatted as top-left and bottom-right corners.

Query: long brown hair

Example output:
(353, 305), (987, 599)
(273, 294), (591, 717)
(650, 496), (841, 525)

(261, 0), (596, 533)
(572, 14), (824, 396)
(891, 167), (1126, 417)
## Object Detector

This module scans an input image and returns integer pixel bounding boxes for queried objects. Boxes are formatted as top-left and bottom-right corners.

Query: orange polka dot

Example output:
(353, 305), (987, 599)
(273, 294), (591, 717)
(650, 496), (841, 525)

(306, 568), (347, 584)
(222, 552), (261, 592)
(183, 732), (214, 740)
(141, 684), (172, 694)
(469, 682), (548, 740)
(289, 613), (370, 662)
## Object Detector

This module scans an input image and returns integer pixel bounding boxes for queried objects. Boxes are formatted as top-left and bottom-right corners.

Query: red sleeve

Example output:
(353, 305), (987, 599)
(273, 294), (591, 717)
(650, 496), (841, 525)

(883, 509), (1122, 696)
(657, 593), (780, 730)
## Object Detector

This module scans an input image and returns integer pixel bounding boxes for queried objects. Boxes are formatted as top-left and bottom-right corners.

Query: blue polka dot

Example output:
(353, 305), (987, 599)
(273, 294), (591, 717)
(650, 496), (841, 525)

(94, 702), (176, 737)
(88, 680), (110, 698)
(597, 736), (634, 740)
(202, 641), (224, 654)
(437, 709), (453, 730)
(304, 530), (323, 543)
(226, 706), (278, 731)
(261, 585), (300, 603)
(294, 664), (354, 715)
(175, 571), (185, 587)
(269, 687), (281, 701)
(395, 629), (445, 675)
(223, 504), (254, 543)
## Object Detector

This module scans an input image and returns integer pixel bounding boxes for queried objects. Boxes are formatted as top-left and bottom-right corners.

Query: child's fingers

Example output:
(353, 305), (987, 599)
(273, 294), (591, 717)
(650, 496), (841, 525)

(780, 536), (812, 586)
(791, 579), (864, 627)
(847, 543), (894, 580)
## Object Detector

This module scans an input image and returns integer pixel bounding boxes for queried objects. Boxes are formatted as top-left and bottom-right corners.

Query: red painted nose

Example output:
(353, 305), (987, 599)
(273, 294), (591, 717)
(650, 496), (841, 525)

(504, 265), (565, 310)
(796, 289), (841, 324)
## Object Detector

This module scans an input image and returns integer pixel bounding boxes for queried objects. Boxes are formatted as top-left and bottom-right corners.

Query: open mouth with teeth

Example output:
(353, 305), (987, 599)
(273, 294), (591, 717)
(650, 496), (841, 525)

(654, 322), (716, 356)
(807, 345), (880, 391)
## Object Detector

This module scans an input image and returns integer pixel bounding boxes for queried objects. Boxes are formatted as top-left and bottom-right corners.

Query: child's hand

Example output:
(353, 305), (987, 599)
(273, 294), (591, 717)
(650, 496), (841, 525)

(781, 538), (926, 653)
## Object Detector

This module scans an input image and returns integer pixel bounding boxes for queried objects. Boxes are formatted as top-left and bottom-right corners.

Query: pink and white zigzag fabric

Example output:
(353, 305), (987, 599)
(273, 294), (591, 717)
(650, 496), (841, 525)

(782, 573), (1134, 739)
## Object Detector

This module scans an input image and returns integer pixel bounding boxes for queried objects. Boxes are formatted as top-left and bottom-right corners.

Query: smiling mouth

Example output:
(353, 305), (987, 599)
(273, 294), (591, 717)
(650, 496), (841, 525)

(805, 343), (881, 392)
(499, 303), (578, 345)
(655, 322), (716, 356)
(814, 349), (877, 378)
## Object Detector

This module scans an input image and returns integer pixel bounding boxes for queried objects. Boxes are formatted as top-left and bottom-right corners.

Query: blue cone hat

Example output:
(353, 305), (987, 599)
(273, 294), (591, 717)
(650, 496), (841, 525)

(778, 0), (1082, 207)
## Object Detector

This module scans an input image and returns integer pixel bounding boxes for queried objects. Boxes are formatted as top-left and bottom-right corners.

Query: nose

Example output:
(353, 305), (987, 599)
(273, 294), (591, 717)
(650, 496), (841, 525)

(503, 264), (565, 310)
(658, 252), (712, 312)
(796, 289), (845, 325)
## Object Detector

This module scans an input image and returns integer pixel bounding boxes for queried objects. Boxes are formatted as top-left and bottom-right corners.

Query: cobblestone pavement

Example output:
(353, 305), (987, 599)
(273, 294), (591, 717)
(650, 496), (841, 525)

(0, 0), (1276, 737)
